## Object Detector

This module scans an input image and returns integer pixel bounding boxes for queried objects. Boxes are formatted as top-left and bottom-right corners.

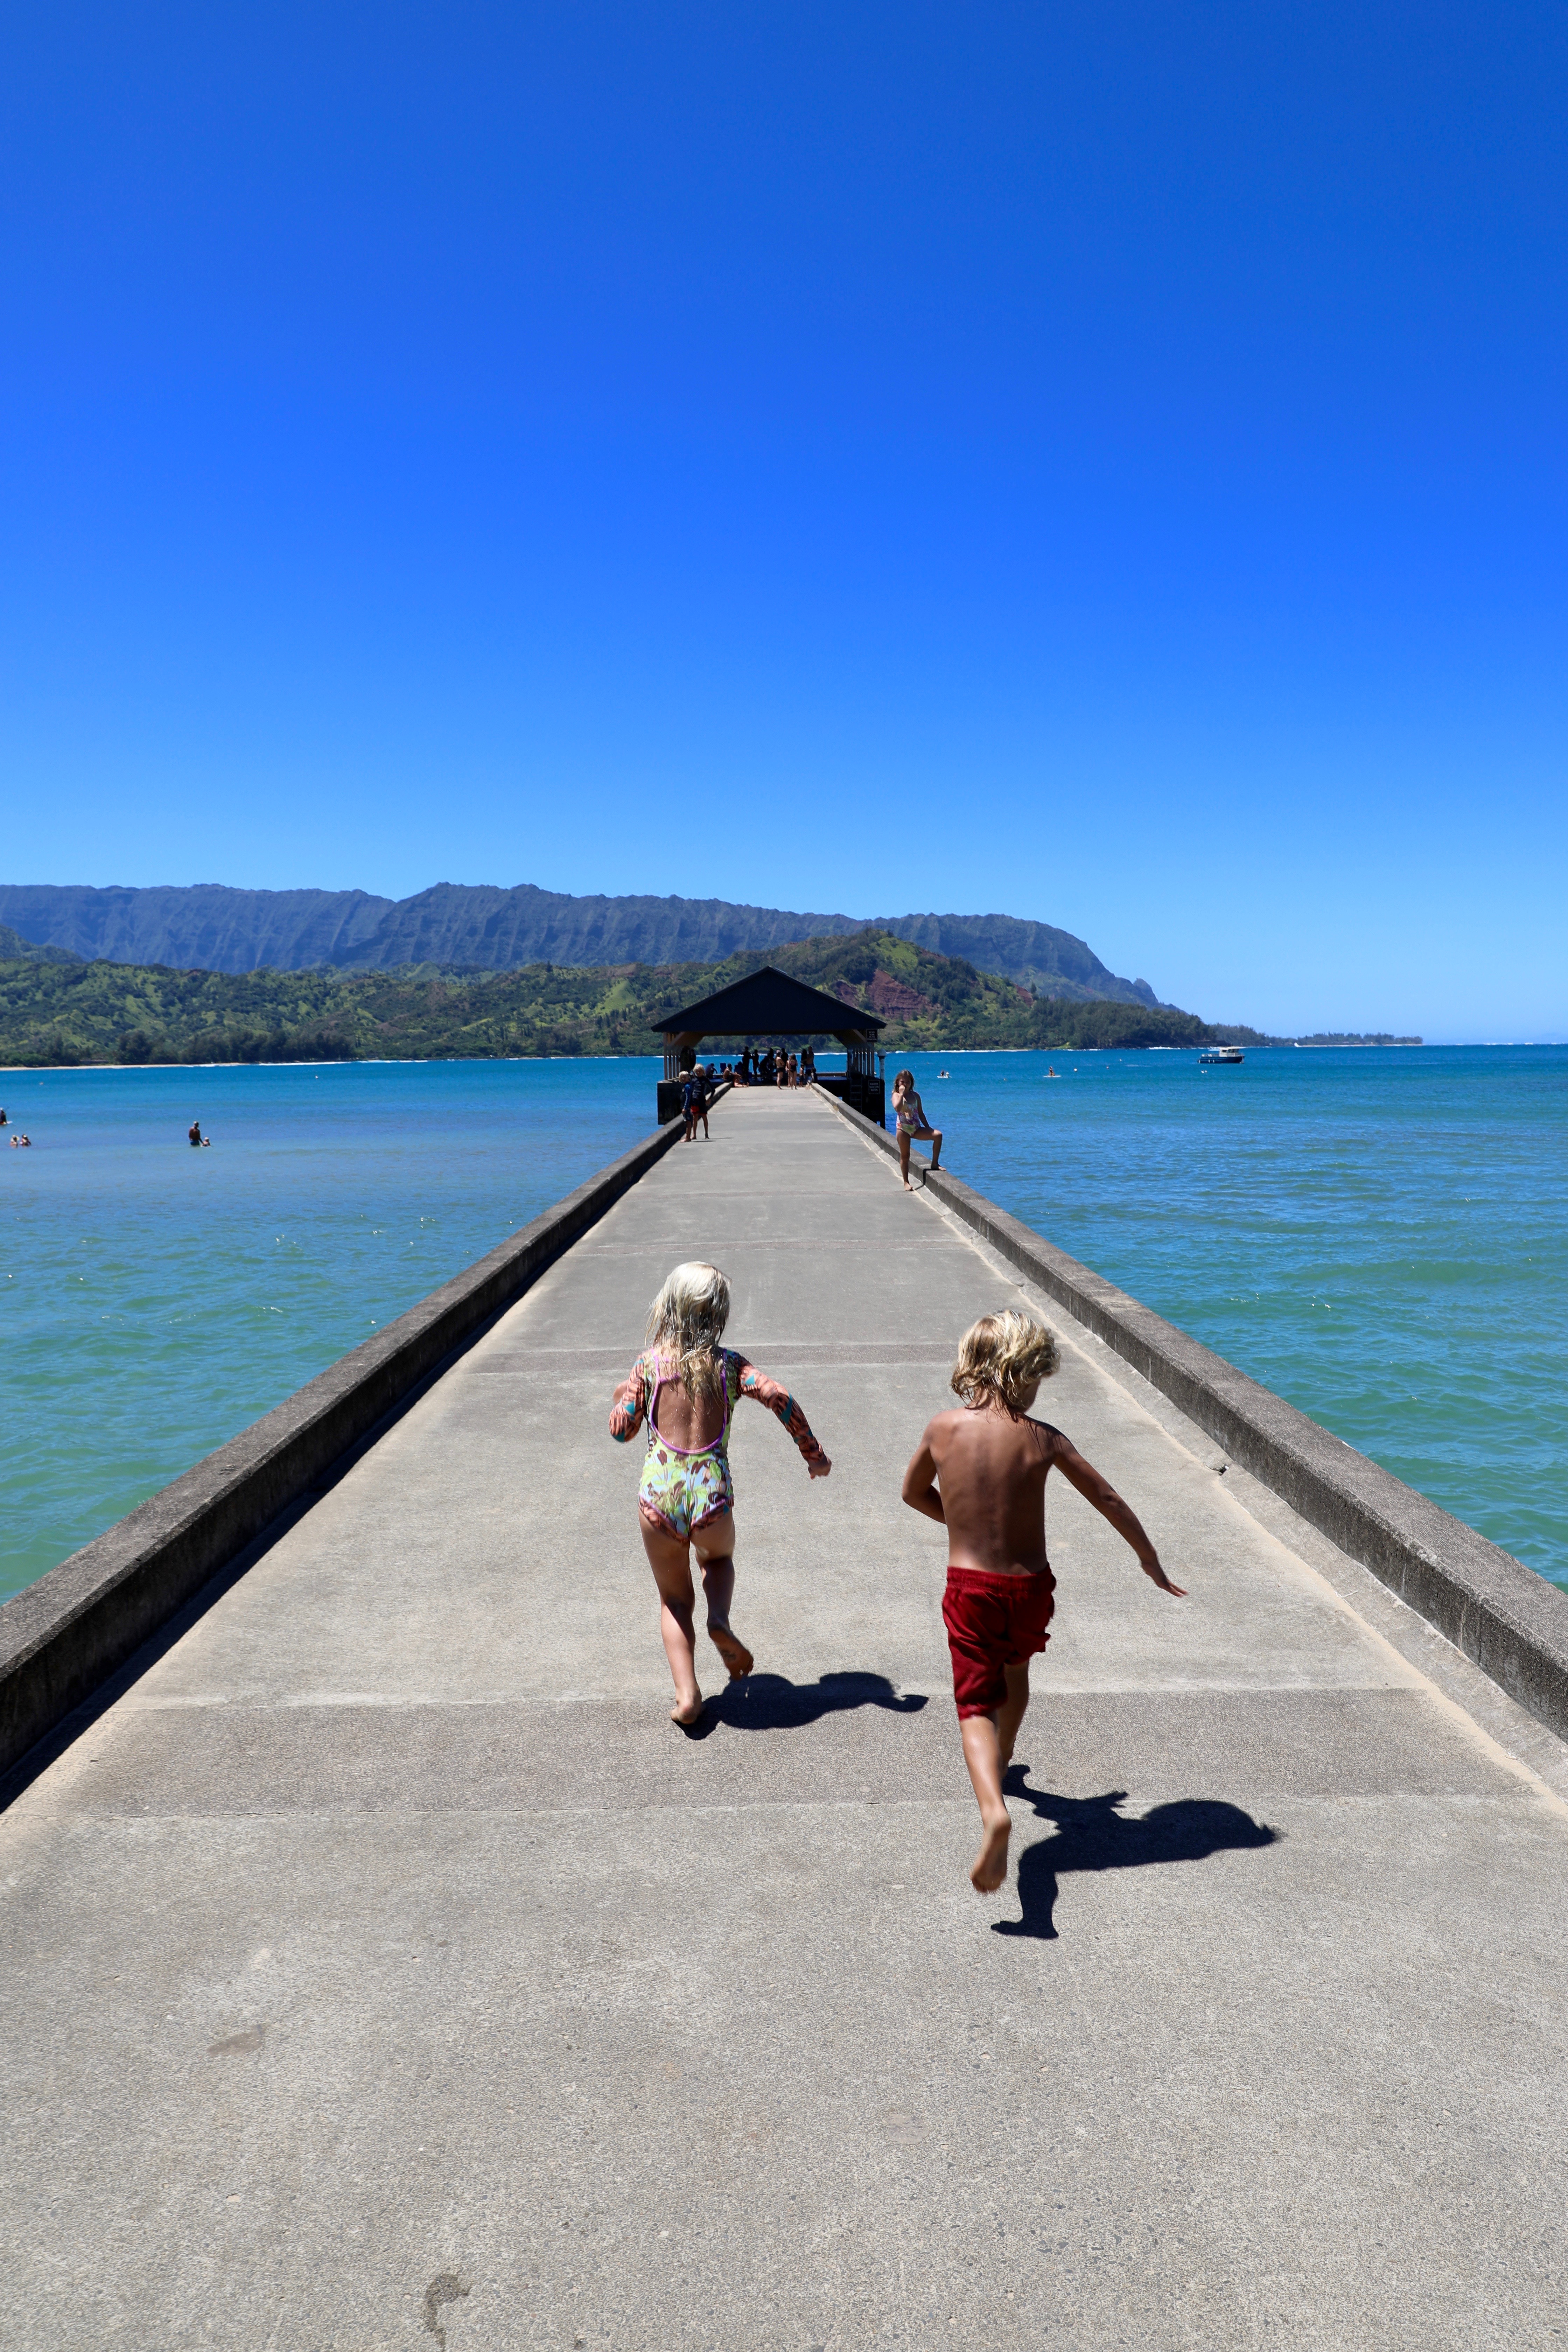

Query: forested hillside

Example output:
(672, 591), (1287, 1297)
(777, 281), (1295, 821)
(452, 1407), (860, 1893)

(0, 931), (1251, 1065)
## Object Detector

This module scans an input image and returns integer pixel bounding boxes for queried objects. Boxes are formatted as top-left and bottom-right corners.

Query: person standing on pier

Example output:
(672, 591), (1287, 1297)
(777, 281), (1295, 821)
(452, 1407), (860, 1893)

(610, 1261), (832, 1726)
(902, 1309), (1184, 1893)
(681, 1065), (710, 1142)
(891, 1069), (943, 1188)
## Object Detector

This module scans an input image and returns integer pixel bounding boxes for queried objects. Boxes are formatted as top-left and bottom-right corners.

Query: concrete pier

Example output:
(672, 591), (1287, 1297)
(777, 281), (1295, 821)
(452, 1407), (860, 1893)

(5, 1088), (1567, 2348)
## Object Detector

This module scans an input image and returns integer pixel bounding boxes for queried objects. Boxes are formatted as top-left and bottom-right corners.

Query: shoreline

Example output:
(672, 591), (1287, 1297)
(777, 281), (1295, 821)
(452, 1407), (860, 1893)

(22, 1039), (1568, 1075)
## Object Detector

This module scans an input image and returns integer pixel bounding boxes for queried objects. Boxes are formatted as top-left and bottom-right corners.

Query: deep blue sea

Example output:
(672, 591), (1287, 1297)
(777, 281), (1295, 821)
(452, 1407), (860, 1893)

(2, 1045), (1564, 1602)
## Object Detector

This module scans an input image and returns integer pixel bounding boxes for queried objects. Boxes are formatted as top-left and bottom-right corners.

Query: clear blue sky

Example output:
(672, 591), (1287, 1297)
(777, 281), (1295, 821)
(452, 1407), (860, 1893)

(3, 3), (1564, 1037)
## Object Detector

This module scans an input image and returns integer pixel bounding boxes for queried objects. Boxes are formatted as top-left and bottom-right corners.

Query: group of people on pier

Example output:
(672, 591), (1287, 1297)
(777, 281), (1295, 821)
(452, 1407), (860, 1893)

(678, 1056), (945, 1197)
(727, 1044), (816, 1087)
(677, 1044), (823, 1140)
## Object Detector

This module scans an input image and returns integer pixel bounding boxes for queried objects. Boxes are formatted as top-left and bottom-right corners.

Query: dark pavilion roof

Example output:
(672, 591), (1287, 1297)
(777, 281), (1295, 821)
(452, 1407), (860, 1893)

(652, 965), (886, 1040)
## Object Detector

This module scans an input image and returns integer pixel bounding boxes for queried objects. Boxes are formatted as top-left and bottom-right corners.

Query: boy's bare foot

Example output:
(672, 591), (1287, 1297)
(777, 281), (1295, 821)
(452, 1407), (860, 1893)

(970, 1813), (1011, 1894)
(708, 1622), (754, 1680)
(671, 1694), (704, 1726)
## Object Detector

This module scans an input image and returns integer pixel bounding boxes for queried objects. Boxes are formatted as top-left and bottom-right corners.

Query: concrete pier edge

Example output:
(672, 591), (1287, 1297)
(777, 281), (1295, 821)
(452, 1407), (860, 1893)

(823, 1088), (1568, 1742)
(0, 1107), (693, 1782)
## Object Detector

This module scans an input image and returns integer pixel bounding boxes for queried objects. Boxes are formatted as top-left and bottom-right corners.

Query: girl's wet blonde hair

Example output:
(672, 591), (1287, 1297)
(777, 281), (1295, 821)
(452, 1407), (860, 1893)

(646, 1261), (732, 1400)
(951, 1309), (1058, 1413)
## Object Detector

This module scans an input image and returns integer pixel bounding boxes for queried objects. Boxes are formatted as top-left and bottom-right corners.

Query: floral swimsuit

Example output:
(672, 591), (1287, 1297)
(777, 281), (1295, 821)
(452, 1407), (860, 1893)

(609, 1346), (827, 1541)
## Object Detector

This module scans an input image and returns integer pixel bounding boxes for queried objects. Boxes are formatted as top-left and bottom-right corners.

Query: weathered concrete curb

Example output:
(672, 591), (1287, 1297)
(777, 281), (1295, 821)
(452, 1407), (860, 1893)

(822, 1089), (1568, 1743)
(0, 1111), (693, 1780)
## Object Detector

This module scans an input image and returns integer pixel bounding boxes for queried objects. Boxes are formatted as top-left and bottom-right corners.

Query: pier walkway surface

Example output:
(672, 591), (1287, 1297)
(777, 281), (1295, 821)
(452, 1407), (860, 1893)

(5, 1089), (1568, 2350)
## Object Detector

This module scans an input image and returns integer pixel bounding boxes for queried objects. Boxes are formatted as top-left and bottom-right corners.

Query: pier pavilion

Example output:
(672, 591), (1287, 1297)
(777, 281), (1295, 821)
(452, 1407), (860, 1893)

(652, 962), (886, 1122)
(3, 1087), (1568, 2346)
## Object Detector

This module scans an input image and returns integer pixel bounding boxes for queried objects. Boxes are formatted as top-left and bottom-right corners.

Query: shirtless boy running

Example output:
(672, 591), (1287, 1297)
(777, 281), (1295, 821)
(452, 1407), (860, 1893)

(902, 1309), (1185, 1893)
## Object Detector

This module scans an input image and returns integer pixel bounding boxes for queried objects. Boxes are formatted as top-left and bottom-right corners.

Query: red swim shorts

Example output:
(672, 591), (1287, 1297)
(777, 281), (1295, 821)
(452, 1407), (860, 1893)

(942, 1567), (1056, 1718)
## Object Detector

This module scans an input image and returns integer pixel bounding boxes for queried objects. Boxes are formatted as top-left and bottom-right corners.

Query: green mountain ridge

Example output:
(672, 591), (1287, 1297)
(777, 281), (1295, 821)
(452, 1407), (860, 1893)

(0, 932), (1278, 1065)
(0, 882), (1162, 1003)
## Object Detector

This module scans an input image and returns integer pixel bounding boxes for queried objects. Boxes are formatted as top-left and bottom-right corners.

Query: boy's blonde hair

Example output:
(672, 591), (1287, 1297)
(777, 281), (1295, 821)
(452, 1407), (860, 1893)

(951, 1309), (1058, 1413)
(646, 1261), (732, 1400)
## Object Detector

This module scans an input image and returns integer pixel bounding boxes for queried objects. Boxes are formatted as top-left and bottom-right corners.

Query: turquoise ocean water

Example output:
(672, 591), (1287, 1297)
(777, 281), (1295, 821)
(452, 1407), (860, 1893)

(0, 1059), (658, 1603)
(2, 1046), (1564, 1601)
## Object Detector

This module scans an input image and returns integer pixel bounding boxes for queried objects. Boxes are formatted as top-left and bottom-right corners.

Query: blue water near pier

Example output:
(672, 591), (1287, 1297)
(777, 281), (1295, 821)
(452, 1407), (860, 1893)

(0, 1059), (658, 1602)
(894, 1043), (1568, 1591)
(2, 1045), (1564, 1601)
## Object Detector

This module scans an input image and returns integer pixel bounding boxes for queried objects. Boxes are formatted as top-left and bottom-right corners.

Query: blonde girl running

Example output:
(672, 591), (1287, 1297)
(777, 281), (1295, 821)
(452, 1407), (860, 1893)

(609, 1262), (832, 1724)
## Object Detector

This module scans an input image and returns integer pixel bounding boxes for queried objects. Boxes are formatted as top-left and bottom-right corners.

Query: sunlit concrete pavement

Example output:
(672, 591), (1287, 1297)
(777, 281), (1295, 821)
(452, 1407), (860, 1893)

(5, 1086), (1567, 2349)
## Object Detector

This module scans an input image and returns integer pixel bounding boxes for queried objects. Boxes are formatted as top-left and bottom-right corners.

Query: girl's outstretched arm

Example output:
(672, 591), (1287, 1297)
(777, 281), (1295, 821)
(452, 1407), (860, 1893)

(609, 1354), (651, 1442)
(734, 1357), (832, 1477)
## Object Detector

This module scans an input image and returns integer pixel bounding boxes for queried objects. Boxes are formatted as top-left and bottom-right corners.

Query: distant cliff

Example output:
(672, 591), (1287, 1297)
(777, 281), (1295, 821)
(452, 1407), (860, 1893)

(0, 883), (1160, 1006)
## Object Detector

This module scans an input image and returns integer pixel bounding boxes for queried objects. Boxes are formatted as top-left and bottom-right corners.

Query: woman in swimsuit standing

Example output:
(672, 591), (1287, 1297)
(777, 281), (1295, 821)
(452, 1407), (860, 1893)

(891, 1068), (943, 1190)
(609, 1262), (832, 1724)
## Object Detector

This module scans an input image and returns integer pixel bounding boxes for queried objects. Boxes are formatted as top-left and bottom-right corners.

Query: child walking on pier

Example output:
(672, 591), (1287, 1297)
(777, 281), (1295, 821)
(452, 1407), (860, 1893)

(902, 1310), (1184, 1893)
(610, 1262), (832, 1725)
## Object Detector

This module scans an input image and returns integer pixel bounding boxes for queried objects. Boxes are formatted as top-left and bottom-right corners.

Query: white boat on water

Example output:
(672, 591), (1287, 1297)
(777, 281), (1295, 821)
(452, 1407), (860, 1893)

(1199, 1045), (1245, 1066)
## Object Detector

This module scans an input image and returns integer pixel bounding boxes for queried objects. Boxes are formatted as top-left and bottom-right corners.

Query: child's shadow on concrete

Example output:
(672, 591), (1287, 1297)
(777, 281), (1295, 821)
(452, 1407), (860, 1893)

(694, 1671), (928, 1737)
(994, 1770), (1280, 1941)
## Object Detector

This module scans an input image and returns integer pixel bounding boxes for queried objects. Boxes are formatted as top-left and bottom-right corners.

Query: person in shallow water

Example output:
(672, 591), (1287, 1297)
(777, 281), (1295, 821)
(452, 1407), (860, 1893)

(901, 1309), (1184, 1895)
(188, 1120), (203, 1147)
(609, 1260), (831, 1726)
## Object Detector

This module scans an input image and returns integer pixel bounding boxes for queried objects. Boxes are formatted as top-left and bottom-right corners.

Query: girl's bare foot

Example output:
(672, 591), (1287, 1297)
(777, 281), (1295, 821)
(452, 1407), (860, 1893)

(671, 1694), (704, 1726)
(970, 1813), (1011, 1893)
(708, 1621), (754, 1680)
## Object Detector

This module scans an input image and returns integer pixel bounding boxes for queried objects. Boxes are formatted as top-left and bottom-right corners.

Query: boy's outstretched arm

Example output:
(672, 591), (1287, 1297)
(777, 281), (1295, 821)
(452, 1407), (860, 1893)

(1054, 1439), (1186, 1595)
(901, 1429), (946, 1526)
